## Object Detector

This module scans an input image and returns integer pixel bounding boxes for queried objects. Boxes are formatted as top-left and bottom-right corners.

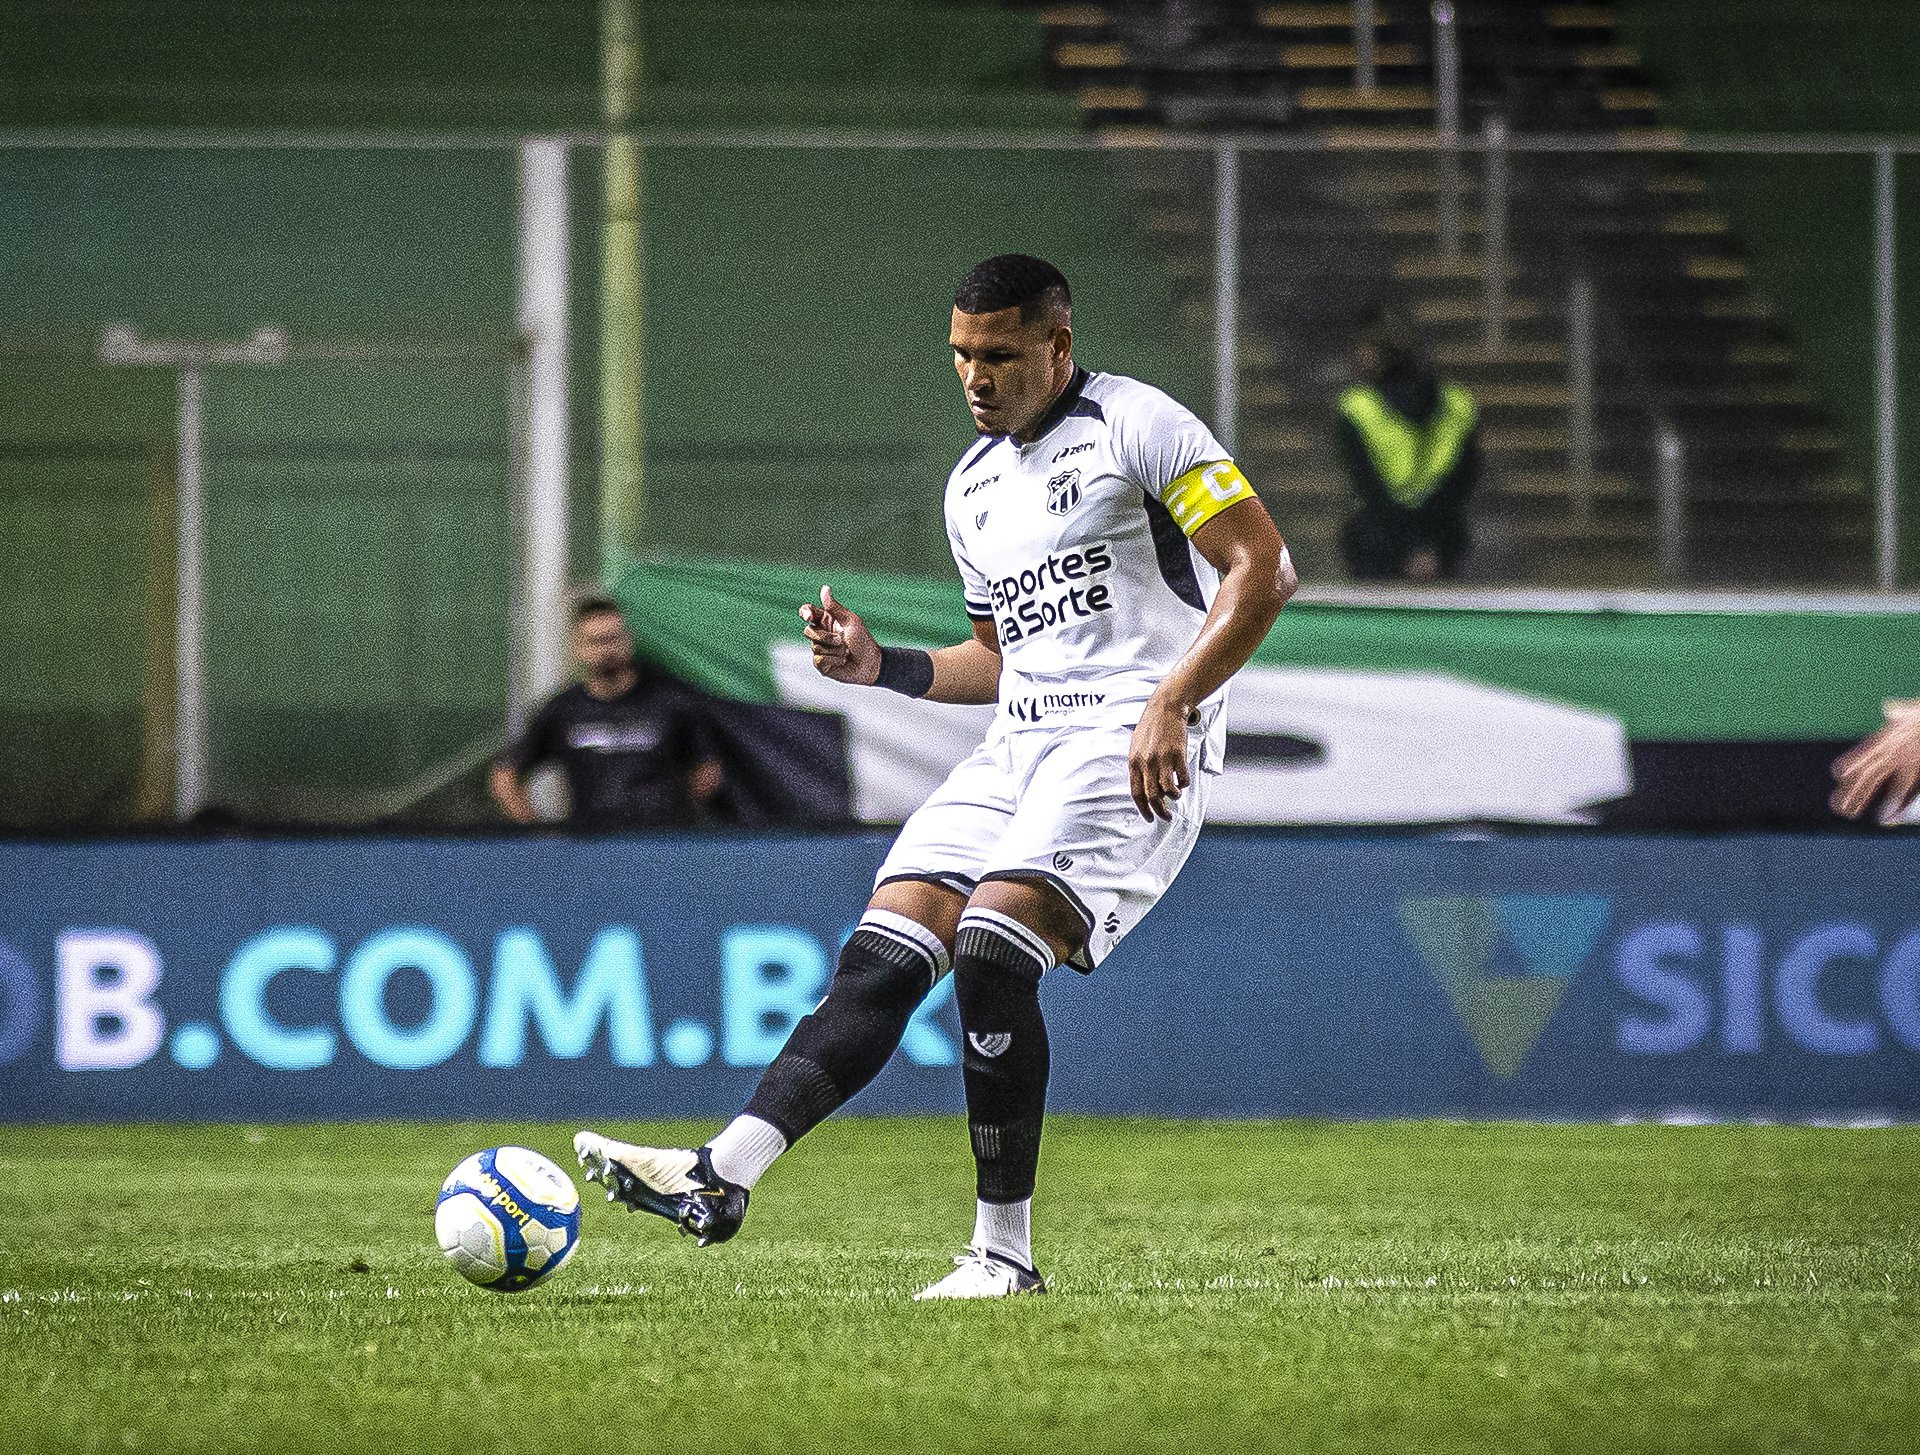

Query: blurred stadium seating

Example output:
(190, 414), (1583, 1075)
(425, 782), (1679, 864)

(1028, 1), (1895, 586)
(1616, 1), (1920, 586)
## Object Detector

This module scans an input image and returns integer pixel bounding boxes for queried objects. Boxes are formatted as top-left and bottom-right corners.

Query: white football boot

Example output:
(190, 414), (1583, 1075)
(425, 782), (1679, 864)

(573, 1129), (749, 1245)
(912, 1246), (1048, 1300)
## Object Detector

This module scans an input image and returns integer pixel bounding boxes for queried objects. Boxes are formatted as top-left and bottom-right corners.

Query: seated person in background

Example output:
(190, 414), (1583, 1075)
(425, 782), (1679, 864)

(1337, 304), (1480, 582)
(489, 595), (723, 829)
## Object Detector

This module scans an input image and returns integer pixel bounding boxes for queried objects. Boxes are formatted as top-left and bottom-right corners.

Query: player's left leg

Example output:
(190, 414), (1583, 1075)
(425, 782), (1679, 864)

(913, 875), (1081, 1300)
(914, 721), (1212, 1300)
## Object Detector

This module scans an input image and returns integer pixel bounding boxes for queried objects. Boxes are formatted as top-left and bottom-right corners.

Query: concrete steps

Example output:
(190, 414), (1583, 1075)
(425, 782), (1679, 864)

(1027, 0), (1871, 586)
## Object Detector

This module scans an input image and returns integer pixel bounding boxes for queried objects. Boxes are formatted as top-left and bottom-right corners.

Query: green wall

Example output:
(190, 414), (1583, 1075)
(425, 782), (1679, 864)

(631, 143), (1203, 574)
(0, 147), (522, 823)
(0, 1), (1205, 825)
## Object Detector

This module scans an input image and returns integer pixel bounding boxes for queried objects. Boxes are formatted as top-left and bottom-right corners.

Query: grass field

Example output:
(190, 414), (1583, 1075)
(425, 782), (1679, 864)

(3, 1118), (1917, 1454)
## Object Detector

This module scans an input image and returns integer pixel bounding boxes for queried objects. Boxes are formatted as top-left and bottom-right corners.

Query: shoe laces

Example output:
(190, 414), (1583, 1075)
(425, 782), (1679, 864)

(952, 1245), (1019, 1283)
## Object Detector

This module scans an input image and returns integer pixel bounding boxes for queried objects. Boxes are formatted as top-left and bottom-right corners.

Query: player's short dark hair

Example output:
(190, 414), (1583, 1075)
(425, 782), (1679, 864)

(954, 254), (1072, 325)
(572, 594), (624, 626)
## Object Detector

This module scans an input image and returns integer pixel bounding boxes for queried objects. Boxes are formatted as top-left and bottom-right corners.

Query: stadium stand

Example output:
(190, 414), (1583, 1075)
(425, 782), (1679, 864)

(1616, 0), (1920, 585)
(1026, 0), (1876, 586)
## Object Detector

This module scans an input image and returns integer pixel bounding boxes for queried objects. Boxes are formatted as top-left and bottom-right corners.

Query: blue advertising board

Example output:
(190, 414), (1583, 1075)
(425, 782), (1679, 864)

(0, 832), (1916, 1122)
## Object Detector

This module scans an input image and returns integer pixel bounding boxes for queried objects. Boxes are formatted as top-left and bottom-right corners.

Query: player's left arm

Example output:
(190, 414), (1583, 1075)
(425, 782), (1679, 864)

(1129, 488), (1296, 820)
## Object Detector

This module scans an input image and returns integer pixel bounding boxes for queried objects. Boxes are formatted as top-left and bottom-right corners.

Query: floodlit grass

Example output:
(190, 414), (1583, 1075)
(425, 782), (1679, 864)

(2, 1118), (1917, 1453)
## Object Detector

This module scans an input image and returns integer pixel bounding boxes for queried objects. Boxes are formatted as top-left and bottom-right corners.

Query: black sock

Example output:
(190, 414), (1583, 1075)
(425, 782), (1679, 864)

(743, 916), (946, 1144)
(952, 911), (1055, 1204)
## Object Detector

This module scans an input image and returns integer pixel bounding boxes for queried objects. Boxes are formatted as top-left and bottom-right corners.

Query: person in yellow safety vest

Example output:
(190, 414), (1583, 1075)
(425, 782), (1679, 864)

(1336, 305), (1480, 582)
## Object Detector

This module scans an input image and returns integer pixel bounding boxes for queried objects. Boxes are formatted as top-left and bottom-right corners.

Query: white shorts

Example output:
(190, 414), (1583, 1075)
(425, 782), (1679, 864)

(874, 720), (1212, 970)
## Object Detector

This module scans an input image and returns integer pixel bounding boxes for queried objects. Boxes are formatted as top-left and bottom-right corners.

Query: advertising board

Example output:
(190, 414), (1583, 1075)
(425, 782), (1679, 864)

(2, 833), (1915, 1122)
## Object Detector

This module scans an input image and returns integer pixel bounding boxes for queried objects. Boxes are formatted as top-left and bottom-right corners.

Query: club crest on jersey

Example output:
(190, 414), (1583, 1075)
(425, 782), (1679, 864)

(1046, 469), (1082, 516)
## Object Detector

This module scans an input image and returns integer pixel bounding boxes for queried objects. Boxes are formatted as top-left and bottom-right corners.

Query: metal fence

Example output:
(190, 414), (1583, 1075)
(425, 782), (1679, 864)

(1, 124), (1915, 827)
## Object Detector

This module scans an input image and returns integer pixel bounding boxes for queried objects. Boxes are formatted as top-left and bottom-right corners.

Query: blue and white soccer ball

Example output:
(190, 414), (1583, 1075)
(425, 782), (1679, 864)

(435, 1146), (582, 1292)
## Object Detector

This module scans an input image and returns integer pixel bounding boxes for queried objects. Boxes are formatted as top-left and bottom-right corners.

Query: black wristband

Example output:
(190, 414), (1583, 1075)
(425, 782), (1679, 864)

(874, 645), (935, 698)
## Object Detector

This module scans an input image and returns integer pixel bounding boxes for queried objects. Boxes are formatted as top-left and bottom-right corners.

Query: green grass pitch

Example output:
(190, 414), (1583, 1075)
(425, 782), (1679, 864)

(2, 1118), (1917, 1453)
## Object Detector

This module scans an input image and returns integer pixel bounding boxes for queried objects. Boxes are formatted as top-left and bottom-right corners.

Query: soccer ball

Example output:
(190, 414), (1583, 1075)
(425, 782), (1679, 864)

(435, 1146), (582, 1292)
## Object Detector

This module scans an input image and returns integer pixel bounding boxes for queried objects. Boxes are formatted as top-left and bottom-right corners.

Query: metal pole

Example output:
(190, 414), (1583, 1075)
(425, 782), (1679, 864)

(1569, 274), (1596, 520)
(1214, 139), (1240, 454)
(1482, 115), (1508, 356)
(1433, 1), (1462, 264)
(1354, 0), (1377, 92)
(515, 137), (573, 732)
(100, 324), (286, 821)
(600, 0), (645, 583)
(1875, 144), (1899, 590)
(505, 350), (532, 730)
(1656, 421), (1686, 584)
(173, 365), (207, 821)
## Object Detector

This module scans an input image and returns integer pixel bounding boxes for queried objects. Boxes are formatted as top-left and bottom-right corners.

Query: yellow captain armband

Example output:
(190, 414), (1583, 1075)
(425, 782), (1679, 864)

(1160, 459), (1255, 537)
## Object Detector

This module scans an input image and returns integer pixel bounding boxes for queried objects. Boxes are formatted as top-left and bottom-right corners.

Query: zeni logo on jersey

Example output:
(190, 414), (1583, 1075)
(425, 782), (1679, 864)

(989, 542), (1116, 645)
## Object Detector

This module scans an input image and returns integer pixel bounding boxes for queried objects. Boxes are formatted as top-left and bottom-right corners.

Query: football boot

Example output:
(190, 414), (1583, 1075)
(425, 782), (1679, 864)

(911, 1246), (1047, 1300)
(572, 1131), (749, 1246)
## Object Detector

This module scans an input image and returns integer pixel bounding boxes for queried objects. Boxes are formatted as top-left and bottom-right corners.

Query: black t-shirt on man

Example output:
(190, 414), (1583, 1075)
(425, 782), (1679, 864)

(498, 662), (714, 828)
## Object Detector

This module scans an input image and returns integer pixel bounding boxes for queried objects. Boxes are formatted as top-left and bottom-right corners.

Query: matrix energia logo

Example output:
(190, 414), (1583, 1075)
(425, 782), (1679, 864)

(1397, 896), (1614, 1077)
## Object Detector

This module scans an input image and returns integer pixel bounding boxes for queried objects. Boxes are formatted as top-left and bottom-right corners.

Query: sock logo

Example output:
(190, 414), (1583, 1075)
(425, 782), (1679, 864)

(967, 1032), (1012, 1058)
(1397, 895), (1613, 1078)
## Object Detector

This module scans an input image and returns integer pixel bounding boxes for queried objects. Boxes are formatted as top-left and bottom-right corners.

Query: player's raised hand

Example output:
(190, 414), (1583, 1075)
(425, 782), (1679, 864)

(1831, 698), (1920, 823)
(799, 585), (882, 685)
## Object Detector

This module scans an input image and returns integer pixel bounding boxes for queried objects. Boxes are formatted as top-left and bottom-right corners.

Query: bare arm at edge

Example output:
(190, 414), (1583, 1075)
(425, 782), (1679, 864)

(1832, 698), (1920, 822)
(488, 763), (538, 824)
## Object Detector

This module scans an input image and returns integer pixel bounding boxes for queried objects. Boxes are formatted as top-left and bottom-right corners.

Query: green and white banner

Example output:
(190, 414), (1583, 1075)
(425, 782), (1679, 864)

(617, 560), (1920, 827)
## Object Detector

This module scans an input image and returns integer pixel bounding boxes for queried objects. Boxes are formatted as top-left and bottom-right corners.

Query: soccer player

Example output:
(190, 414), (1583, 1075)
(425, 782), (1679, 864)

(575, 254), (1296, 1298)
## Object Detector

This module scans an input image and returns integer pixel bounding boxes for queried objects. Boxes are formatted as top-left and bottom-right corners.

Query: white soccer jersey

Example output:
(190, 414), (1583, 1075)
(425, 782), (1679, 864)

(943, 366), (1258, 770)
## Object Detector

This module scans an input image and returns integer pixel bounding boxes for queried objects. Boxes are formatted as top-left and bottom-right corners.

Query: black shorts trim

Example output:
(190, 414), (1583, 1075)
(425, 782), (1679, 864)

(878, 870), (978, 896)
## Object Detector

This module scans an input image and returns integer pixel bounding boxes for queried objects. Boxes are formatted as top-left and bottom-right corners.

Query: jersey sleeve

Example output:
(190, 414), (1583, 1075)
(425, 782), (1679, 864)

(946, 502), (994, 621)
(1111, 385), (1259, 538)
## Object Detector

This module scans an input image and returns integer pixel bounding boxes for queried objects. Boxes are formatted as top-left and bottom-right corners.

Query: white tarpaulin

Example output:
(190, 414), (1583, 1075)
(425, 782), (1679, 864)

(771, 642), (1631, 825)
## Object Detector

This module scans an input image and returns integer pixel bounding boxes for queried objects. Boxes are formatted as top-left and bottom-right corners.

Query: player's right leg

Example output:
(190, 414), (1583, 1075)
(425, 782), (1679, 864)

(575, 878), (964, 1243)
(579, 737), (1012, 1245)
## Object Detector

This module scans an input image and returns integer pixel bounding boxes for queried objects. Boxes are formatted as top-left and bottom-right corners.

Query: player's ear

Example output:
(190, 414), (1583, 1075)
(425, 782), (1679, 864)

(1052, 322), (1072, 363)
